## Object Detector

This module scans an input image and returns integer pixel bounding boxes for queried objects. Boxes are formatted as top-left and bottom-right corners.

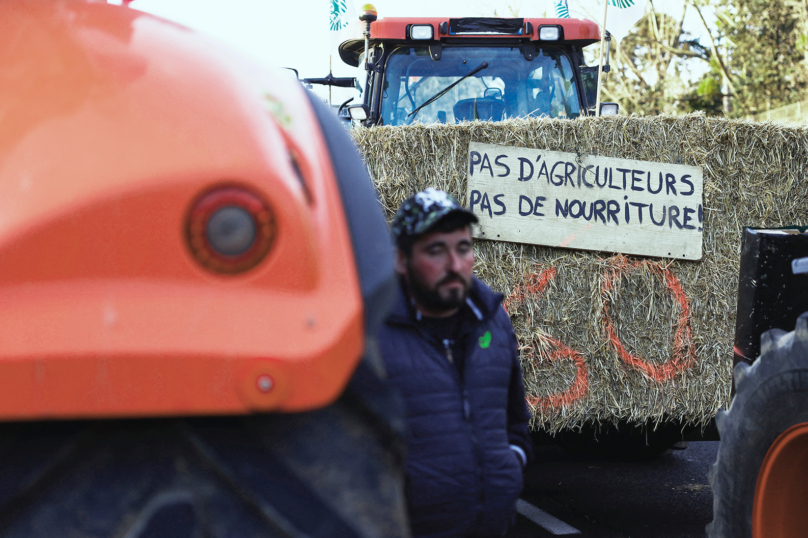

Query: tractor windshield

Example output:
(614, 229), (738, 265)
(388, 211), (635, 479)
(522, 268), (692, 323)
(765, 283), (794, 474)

(379, 45), (582, 126)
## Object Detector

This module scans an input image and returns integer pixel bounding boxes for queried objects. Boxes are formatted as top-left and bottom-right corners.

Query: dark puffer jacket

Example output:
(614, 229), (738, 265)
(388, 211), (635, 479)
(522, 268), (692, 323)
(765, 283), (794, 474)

(379, 277), (532, 538)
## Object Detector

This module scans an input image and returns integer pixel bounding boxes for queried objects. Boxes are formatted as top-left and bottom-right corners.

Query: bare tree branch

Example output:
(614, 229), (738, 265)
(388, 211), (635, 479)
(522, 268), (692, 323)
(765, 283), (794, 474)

(693, 2), (735, 94)
(671, 0), (689, 50)
(646, 6), (670, 83)
(660, 44), (709, 60)
(648, 2), (662, 43)
(604, 82), (642, 110)
(618, 47), (651, 89)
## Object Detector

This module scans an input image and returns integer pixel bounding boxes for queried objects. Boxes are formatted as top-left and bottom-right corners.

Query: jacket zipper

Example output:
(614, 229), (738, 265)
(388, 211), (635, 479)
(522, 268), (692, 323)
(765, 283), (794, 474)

(444, 339), (474, 424)
(442, 339), (454, 364)
(426, 329), (485, 521)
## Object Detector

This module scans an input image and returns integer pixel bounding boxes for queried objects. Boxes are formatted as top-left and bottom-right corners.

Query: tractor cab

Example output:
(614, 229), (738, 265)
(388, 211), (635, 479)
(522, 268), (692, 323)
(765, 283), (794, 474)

(339, 14), (616, 126)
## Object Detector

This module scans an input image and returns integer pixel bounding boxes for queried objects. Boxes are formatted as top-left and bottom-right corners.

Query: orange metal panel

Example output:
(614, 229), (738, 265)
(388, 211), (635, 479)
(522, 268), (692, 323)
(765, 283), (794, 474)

(752, 422), (808, 538)
(0, 0), (365, 419)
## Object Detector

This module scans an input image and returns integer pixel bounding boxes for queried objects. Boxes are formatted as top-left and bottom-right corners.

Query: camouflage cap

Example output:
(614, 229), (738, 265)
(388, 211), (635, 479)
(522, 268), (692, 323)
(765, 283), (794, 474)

(391, 188), (478, 242)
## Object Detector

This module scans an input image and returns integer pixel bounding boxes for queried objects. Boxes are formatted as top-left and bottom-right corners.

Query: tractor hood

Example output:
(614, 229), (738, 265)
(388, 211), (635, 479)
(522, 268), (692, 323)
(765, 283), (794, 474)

(0, 0), (367, 419)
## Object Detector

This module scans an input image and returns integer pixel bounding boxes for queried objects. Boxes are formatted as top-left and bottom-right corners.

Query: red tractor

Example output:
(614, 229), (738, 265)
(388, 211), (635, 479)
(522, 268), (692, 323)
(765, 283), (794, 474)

(337, 10), (618, 126)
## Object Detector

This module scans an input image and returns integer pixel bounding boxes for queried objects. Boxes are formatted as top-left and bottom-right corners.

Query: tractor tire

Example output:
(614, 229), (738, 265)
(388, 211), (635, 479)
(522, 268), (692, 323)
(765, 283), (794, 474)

(707, 311), (808, 538)
(0, 360), (409, 538)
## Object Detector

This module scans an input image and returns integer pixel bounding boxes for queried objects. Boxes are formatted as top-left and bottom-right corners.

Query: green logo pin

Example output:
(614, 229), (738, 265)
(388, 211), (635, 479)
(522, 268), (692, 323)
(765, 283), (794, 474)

(479, 331), (492, 349)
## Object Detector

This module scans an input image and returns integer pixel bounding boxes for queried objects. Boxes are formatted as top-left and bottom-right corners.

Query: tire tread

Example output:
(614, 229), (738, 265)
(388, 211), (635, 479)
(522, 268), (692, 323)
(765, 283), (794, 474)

(707, 311), (808, 538)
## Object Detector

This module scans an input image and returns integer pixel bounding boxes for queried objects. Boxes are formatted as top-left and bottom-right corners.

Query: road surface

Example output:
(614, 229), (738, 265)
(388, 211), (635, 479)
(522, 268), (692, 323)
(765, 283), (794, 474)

(508, 441), (719, 537)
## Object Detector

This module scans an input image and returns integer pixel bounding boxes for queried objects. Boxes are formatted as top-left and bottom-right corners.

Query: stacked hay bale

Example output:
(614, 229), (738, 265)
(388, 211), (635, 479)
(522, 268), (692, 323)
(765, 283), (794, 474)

(353, 115), (808, 433)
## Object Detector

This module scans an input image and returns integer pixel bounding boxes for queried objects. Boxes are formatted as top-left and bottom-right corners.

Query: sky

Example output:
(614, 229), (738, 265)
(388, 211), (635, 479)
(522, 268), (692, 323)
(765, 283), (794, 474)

(120, 0), (714, 104)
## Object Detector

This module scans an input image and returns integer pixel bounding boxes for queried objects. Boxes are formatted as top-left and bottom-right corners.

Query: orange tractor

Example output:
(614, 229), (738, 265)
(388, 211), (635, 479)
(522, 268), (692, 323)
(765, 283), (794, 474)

(0, 1), (407, 536)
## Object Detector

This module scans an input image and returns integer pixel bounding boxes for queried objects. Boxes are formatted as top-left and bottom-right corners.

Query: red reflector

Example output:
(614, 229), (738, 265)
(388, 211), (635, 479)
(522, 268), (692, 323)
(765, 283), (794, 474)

(186, 186), (276, 275)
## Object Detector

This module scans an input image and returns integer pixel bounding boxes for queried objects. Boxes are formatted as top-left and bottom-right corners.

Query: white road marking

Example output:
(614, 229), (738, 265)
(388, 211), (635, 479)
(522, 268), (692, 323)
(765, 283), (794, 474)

(516, 499), (581, 535)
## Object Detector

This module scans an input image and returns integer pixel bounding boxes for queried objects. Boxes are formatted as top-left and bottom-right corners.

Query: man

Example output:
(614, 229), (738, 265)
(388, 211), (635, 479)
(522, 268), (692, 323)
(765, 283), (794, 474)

(379, 188), (533, 538)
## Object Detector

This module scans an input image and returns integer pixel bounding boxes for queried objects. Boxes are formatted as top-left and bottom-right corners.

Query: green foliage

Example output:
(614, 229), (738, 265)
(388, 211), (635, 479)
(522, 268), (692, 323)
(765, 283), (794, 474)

(599, 0), (808, 118)
(682, 79), (724, 115)
(697, 77), (719, 96)
(719, 0), (808, 116)
(600, 6), (712, 115)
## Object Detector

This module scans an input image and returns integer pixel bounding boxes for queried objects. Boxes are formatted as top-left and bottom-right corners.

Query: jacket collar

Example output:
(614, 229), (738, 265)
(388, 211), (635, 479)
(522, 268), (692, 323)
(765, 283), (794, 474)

(386, 276), (504, 326)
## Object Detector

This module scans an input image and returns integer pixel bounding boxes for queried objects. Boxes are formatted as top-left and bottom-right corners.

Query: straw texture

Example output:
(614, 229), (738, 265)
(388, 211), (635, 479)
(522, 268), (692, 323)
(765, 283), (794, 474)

(353, 115), (808, 432)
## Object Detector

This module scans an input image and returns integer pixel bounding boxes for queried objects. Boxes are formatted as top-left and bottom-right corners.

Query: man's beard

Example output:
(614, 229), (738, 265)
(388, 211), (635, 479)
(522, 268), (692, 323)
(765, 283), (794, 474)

(406, 267), (470, 314)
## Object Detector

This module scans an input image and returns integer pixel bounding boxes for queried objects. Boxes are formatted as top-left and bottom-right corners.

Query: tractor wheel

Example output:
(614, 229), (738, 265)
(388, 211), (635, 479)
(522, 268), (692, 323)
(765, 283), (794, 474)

(0, 359), (409, 538)
(707, 311), (808, 538)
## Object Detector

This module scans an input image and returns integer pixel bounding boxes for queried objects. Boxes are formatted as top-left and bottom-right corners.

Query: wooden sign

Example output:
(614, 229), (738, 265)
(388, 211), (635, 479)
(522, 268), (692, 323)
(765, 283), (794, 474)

(466, 143), (704, 259)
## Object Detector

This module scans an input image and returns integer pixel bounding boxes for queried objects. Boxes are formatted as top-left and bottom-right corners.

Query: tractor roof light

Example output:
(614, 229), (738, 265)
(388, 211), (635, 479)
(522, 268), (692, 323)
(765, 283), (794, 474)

(360, 4), (377, 70)
(186, 185), (276, 275)
(359, 4), (377, 22)
(410, 25), (434, 40)
(538, 25), (561, 41)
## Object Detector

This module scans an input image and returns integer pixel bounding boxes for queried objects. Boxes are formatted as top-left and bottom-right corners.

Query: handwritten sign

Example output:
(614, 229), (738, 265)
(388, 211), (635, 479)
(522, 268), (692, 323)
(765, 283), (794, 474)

(466, 142), (704, 259)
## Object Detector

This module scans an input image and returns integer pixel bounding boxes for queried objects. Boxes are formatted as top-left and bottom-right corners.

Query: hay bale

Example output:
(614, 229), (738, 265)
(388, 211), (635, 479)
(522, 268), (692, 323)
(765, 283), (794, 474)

(352, 115), (808, 433)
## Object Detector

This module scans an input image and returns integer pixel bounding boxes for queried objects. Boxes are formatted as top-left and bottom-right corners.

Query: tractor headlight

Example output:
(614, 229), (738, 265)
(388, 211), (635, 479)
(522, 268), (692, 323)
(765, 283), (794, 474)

(348, 104), (369, 121)
(410, 25), (434, 40)
(539, 26), (561, 41)
(600, 103), (620, 116)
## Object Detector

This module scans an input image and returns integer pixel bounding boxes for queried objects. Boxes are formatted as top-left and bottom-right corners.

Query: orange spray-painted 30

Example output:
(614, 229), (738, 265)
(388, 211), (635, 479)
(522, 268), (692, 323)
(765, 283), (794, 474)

(505, 266), (589, 409)
(601, 255), (696, 381)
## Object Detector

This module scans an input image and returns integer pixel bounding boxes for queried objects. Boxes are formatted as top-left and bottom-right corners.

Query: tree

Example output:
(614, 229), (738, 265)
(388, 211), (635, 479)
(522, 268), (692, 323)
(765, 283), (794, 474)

(605, 0), (808, 117)
(716, 0), (808, 116)
(599, 0), (718, 115)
